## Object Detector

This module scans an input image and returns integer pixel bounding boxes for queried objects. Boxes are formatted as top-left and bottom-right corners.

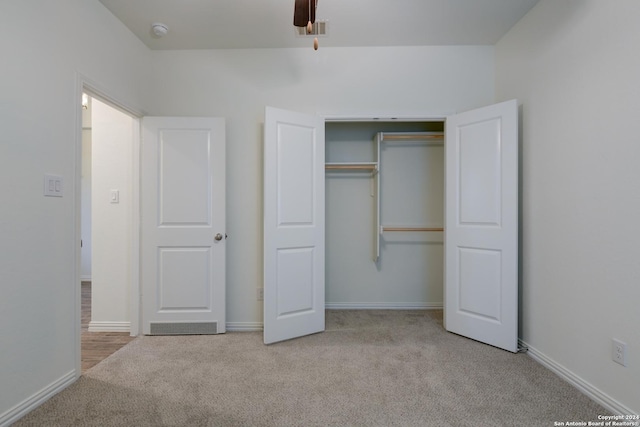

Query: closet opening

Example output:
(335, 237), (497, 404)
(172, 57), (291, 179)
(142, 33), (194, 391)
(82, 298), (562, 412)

(264, 102), (518, 349)
(324, 120), (445, 311)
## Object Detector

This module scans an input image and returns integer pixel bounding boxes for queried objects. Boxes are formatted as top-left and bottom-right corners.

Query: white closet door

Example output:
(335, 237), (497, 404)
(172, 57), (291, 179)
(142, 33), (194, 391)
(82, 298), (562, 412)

(445, 99), (518, 352)
(141, 117), (226, 335)
(263, 106), (325, 344)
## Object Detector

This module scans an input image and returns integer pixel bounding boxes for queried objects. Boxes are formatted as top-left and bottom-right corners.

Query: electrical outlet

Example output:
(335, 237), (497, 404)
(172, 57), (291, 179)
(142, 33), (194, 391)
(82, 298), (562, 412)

(612, 339), (627, 367)
(257, 287), (264, 301)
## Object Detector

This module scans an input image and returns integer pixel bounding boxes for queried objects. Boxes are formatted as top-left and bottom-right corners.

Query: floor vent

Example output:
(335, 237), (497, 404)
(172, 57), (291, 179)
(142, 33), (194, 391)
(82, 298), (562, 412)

(149, 322), (218, 335)
(295, 20), (328, 37)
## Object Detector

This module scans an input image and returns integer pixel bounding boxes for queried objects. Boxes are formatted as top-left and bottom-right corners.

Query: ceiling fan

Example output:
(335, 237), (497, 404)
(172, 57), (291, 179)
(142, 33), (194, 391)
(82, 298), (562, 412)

(294, 0), (319, 50)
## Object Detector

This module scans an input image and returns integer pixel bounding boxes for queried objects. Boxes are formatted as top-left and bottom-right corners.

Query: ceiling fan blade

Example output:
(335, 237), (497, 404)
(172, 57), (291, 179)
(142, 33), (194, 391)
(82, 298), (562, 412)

(293, 0), (316, 27)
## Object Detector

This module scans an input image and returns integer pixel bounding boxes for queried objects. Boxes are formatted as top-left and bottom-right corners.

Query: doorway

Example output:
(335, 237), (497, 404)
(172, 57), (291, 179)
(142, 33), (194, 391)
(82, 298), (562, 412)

(78, 89), (139, 372)
(263, 102), (519, 351)
(324, 120), (445, 310)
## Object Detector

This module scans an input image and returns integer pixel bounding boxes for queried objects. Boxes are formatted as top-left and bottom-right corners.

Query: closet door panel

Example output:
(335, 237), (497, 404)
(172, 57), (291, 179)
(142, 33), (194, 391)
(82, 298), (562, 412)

(458, 118), (501, 226)
(276, 124), (316, 226)
(275, 247), (315, 316)
(445, 99), (518, 353)
(264, 106), (325, 344)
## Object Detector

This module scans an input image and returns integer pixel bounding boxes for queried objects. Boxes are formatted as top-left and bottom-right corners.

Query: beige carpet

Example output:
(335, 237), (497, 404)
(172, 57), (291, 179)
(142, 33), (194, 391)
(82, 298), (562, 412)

(15, 310), (607, 426)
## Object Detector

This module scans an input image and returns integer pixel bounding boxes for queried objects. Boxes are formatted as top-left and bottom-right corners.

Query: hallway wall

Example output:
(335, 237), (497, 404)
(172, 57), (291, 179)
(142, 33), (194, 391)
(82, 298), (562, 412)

(90, 98), (134, 332)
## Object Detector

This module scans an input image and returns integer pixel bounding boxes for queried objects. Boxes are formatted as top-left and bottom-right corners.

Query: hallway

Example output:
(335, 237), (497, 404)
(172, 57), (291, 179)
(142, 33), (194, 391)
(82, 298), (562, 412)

(81, 282), (135, 373)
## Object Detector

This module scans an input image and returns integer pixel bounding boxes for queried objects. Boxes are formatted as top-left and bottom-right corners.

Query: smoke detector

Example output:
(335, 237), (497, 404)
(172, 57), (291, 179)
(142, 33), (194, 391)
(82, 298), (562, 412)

(152, 22), (169, 37)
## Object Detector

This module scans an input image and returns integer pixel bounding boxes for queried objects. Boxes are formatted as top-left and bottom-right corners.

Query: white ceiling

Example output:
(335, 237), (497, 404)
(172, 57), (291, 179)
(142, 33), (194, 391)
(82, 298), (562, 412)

(98, 0), (540, 50)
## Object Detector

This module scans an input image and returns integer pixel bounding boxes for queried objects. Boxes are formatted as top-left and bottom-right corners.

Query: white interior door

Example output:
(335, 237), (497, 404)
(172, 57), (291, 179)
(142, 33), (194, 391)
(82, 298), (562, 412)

(141, 117), (226, 335)
(263, 106), (325, 344)
(445, 99), (518, 352)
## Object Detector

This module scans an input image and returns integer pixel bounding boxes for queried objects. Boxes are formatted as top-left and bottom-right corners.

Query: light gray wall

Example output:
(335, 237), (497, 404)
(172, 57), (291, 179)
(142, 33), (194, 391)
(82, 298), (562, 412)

(496, 0), (640, 413)
(144, 46), (495, 327)
(14, 0), (638, 420)
(0, 0), (149, 423)
(90, 98), (134, 331)
(81, 99), (92, 280)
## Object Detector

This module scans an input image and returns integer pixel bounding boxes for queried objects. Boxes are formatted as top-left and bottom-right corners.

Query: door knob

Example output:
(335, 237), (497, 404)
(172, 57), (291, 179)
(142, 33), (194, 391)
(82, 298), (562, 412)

(214, 233), (223, 241)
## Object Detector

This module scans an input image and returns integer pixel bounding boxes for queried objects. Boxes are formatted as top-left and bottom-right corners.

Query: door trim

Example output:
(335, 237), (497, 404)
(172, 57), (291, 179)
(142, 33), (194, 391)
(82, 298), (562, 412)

(74, 73), (143, 377)
(321, 113), (451, 122)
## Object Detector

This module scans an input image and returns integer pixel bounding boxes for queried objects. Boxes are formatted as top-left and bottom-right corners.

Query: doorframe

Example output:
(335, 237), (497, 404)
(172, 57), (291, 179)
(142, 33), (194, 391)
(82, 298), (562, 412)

(74, 73), (144, 377)
(264, 109), (453, 342)
(321, 113), (451, 123)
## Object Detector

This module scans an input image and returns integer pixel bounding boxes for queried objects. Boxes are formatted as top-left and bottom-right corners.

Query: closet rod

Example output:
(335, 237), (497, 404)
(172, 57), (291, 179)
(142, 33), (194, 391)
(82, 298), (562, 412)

(325, 164), (377, 170)
(381, 227), (444, 232)
(382, 134), (443, 141)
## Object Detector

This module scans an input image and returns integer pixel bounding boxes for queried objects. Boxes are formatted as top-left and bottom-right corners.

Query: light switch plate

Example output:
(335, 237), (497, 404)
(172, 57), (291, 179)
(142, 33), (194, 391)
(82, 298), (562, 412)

(44, 174), (63, 197)
(110, 189), (120, 204)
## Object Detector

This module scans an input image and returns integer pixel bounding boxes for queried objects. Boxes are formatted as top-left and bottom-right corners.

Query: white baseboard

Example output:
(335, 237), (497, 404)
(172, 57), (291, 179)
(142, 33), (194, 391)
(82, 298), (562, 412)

(0, 370), (76, 427)
(88, 321), (131, 333)
(226, 322), (263, 332)
(521, 339), (635, 415)
(326, 302), (443, 310)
